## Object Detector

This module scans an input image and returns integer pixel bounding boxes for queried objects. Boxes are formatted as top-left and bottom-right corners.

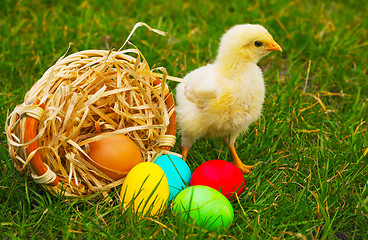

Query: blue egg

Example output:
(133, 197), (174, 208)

(154, 154), (192, 201)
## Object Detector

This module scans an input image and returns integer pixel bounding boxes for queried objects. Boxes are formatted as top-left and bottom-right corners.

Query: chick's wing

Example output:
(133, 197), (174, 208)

(183, 65), (218, 109)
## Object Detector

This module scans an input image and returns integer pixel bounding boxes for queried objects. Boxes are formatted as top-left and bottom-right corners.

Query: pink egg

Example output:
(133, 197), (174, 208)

(190, 160), (245, 200)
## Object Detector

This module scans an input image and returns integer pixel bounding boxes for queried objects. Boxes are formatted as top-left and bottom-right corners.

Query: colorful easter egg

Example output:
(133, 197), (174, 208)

(121, 162), (169, 217)
(87, 134), (143, 180)
(154, 154), (191, 201)
(173, 185), (234, 231)
(190, 160), (245, 200)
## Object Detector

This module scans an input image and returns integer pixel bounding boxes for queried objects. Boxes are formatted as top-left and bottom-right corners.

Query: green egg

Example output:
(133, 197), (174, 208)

(173, 185), (234, 231)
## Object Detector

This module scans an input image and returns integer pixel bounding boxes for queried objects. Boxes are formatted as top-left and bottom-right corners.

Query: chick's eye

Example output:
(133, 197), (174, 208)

(254, 41), (263, 47)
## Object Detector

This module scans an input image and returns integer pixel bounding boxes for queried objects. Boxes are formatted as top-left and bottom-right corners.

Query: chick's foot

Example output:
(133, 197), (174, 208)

(234, 162), (254, 174)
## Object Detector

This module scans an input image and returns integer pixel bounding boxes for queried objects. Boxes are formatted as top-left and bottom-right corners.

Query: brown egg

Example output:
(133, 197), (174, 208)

(86, 134), (143, 180)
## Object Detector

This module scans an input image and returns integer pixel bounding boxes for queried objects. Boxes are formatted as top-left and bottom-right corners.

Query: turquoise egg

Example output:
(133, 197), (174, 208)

(173, 185), (234, 231)
(154, 154), (192, 201)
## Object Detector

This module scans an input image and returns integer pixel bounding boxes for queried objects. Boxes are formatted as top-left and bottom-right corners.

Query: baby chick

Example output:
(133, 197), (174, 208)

(176, 24), (282, 174)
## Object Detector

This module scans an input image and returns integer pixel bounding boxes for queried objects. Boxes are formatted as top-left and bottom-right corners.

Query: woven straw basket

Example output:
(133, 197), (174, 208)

(5, 43), (178, 197)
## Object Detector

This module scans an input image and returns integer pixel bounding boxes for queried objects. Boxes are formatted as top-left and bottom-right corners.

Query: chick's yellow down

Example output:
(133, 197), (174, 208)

(176, 24), (282, 174)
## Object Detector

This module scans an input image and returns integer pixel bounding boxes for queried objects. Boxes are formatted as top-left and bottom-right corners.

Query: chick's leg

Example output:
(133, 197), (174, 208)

(181, 133), (194, 161)
(228, 143), (254, 174)
(181, 146), (191, 161)
(226, 135), (254, 174)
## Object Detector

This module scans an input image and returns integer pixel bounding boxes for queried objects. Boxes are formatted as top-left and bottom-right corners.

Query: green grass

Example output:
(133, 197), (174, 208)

(1, 0), (367, 239)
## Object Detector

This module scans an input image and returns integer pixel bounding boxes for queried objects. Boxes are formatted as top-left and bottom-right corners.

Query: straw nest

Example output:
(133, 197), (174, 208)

(5, 35), (178, 197)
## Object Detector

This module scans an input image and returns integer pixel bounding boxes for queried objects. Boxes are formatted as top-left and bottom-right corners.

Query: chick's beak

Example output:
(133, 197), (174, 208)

(266, 40), (282, 52)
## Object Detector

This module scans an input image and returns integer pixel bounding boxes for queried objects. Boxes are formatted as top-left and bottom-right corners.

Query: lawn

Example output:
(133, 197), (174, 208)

(1, 0), (367, 239)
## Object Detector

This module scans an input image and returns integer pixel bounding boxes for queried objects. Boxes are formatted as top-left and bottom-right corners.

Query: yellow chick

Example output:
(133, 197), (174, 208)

(176, 24), (282, 174)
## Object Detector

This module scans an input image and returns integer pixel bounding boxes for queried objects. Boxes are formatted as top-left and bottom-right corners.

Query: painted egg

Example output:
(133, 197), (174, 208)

(190, 160), (245, 200)
(154, 154), (191, 201)
(121, 162), (169, 217)
(86, 134), (143, 180)
(173, 185), (234, 231)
